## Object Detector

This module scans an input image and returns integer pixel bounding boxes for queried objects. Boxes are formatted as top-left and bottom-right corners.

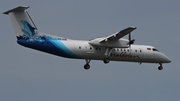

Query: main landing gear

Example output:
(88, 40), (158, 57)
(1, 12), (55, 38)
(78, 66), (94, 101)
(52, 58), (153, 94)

(158, 63), (163, 70)
(103, 48), (113, 64)
(84, 59), (91, 70)
(103, 58), (110, 64)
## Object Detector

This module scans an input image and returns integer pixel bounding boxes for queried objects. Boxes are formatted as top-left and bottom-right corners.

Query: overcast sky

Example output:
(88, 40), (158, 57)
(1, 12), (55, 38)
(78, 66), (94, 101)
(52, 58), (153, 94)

(0, 0), (180, 101)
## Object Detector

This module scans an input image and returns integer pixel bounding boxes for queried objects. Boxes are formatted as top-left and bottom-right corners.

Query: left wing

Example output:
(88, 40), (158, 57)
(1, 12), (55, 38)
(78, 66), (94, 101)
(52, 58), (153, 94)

(99, 27), (136, 43)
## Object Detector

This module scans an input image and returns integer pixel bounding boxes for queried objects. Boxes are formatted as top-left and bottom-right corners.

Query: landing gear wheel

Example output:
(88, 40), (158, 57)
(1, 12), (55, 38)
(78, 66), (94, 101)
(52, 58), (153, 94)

(103, 58), (110, 64)
(84, 64), (90, 70)
(158, 66), (163, 70)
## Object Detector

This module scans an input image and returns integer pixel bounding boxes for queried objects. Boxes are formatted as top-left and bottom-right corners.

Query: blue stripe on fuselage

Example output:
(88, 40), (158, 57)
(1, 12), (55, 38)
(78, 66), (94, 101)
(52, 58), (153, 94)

(17, 39), (81, 59)
(50, 40), (80, 58)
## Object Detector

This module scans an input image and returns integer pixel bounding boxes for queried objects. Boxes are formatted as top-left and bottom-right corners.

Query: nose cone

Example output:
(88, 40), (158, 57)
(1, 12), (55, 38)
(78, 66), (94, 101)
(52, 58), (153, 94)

(154, 52), (171, 63)
(161, 53), (171, 63)
(164, 56), (171, 63)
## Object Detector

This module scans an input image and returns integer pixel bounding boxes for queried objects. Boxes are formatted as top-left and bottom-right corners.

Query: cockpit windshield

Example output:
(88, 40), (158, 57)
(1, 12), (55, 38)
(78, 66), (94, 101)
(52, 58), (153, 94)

(152, 48), (159, 52)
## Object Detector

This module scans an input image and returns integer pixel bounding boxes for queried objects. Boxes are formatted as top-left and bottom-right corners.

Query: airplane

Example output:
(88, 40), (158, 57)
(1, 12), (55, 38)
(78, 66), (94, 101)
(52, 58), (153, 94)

(3, 6), (171, 70)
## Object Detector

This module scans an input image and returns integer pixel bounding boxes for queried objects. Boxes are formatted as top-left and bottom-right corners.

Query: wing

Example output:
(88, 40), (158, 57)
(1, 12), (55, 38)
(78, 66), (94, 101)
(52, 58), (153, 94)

(100, 27), (136, 43)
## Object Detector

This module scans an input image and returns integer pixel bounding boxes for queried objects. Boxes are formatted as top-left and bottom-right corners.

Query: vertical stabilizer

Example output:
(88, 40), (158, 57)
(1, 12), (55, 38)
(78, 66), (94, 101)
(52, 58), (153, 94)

(3, 6), (38, 39)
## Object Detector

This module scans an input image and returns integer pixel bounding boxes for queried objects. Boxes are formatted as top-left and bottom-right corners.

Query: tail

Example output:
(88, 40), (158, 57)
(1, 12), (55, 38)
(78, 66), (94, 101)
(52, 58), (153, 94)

(3, 6), (38, 40)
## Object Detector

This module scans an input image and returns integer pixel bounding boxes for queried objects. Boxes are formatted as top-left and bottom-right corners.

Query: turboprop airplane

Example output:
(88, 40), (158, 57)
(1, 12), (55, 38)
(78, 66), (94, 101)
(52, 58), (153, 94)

(3, 6), (171, 70)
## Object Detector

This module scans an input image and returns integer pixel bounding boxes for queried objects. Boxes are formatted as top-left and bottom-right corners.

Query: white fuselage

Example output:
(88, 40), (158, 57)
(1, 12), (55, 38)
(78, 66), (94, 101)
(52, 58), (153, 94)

(59, 39), (171, 63)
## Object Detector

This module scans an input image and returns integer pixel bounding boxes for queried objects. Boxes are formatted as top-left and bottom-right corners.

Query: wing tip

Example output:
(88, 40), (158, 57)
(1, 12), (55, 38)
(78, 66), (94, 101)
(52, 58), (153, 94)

(129, 26), (137, 29)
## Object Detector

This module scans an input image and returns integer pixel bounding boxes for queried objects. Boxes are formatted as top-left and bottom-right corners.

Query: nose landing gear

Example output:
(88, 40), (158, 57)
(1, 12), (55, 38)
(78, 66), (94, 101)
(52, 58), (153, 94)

(158, 63), (163, 70)
(84, 64), (90, 70)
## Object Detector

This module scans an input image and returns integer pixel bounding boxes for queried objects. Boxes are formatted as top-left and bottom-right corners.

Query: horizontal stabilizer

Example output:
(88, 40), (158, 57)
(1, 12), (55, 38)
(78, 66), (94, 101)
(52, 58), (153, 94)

(3, 6), (29, 15)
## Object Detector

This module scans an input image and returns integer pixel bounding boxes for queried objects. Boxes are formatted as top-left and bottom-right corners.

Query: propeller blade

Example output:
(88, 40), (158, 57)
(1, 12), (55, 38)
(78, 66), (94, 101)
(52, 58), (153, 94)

(129, 33), (131, 43)
(128, 32), (135, 47)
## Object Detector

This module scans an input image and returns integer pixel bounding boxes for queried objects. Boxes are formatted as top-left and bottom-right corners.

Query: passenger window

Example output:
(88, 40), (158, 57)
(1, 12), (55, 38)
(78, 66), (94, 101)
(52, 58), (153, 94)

(79, 46), (81, 49)
(135, 50), (137, 52)
(140, 50), (142, 52)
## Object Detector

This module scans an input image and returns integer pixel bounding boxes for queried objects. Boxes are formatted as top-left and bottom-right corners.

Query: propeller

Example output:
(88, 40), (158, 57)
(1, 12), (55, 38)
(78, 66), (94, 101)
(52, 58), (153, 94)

(128, 32), (135, 47)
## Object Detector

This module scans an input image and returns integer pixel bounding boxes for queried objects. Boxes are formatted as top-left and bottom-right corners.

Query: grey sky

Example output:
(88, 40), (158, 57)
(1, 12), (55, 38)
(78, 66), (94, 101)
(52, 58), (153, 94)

(1, 0), (180, 101)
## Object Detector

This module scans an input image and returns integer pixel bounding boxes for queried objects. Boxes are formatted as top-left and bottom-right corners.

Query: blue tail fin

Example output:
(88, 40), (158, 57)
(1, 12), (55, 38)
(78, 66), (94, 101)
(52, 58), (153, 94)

(3, 6), (38, 40)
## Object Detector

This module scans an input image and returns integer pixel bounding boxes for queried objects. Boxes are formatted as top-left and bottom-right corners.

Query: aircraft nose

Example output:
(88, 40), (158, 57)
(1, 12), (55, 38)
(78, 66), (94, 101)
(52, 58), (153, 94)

(164, 56), (171, 63)
(162, 54), (171, 63)
(155, 52), (171, 63)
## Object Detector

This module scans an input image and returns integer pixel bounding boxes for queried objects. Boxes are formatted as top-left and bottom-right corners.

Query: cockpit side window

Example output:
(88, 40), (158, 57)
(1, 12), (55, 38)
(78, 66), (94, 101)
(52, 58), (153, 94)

(147, 48), (151, 50)
(152, 48), (159, 52)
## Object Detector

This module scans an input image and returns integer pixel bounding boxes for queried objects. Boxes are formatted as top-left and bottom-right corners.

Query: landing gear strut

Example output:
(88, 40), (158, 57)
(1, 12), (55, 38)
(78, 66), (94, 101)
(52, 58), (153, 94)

(158, 63), (163, 70)
(84, 59), (91, 70)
